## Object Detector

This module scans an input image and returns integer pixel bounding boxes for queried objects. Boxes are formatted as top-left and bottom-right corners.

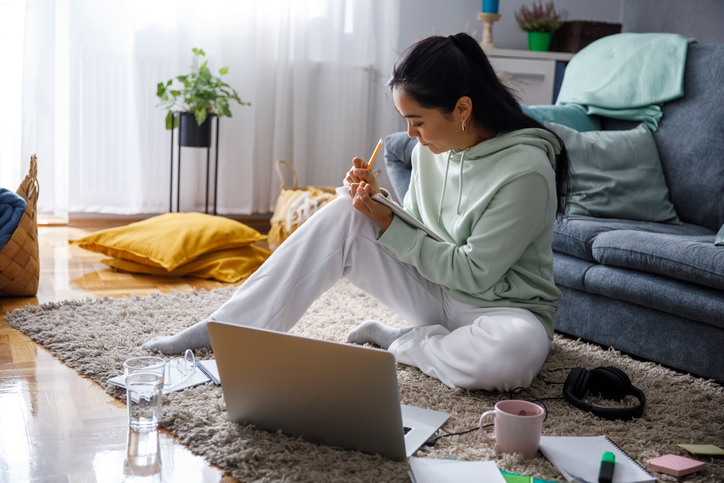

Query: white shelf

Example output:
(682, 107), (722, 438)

(482, 48), (573, 105)
(483, 48), (575, 62)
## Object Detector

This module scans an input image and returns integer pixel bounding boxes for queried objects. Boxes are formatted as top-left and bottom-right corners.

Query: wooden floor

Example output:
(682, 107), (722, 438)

(0, 220), (256, 483)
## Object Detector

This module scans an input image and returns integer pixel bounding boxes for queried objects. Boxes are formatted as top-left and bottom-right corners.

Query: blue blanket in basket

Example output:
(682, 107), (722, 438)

(0, 188), (27, 251)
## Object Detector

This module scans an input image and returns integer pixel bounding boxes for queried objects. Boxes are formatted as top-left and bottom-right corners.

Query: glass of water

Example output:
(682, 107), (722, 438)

(124, 356), (165, 430)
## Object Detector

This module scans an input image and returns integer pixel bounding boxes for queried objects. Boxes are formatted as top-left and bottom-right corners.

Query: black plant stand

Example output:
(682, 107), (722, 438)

(168, 112), (221, 215)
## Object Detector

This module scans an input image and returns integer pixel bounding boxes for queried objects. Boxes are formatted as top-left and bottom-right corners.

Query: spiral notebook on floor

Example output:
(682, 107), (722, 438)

(538, 435), (656, 483)
(109, 360), (220, 394)
(371, 193), (445, 242)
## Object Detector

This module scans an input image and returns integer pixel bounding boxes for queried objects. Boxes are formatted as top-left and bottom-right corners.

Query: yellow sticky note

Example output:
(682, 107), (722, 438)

(677, 444), (724, 455)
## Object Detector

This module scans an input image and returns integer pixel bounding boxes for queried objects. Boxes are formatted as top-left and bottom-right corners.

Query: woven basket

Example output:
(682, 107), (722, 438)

(268, 160), (337, 251)
(550, 21), (622, 53)
(0, 154), (40, 297)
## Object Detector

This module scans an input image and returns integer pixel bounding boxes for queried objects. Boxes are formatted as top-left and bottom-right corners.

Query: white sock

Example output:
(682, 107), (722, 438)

(346, 320), (413, 350)
(141, 319), (212, 355)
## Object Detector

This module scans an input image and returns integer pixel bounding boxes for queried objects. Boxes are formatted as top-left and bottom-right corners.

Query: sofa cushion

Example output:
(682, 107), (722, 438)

(591, 231), (724, 291)
(555, 285), (724, 383)
(552, 252), (595, 290)
(553, 215), (713, 262)
(581, 264), (724, 329)
(547, 122), (680, 224)
(653, 43), (724, 232)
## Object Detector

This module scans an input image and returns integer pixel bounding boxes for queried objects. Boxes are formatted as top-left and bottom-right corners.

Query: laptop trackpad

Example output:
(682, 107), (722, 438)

(401, 404), (450, 457)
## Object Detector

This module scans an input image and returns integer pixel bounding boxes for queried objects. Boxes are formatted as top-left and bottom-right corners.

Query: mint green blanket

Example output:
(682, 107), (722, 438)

(556, 33), (694, 131)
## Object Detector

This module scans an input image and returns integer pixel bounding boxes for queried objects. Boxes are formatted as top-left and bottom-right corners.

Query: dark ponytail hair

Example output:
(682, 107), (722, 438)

(388, 32), (571, 217)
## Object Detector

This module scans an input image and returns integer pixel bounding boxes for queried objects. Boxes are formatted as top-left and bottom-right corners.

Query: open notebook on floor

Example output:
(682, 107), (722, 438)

(539, 435), (656, 483)
(207, 321), (451, 461)
(409, 457), (507, 483)
(109, 360), (220, 394)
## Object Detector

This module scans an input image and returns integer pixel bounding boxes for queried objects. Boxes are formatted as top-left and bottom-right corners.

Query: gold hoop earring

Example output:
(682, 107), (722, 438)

(462, 120), (466, 131)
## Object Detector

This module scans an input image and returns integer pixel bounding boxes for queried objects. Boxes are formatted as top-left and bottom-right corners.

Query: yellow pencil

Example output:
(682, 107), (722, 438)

(361, 139), (382, 183)
(367, 138), (383, 170)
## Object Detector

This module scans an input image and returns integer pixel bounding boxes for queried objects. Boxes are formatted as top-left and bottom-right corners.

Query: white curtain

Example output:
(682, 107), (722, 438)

(4, 0), (402, 216)
(0, 0), (27, 195)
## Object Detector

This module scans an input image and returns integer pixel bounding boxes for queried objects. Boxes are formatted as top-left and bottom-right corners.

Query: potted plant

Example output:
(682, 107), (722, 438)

(514, 0), (567, 52)
(156, 48), (250, 147)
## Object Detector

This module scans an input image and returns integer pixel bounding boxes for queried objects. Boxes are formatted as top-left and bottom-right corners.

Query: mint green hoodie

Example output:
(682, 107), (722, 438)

(377, 128), (562, 338)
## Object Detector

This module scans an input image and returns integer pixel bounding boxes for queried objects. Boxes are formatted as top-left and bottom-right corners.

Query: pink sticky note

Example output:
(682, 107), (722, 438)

(647, 454), (706, 477)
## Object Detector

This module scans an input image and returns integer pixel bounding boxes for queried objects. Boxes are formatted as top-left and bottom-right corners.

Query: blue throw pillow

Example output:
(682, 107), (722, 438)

(547, 122), (681, 224)
(521, 104), (601, 132)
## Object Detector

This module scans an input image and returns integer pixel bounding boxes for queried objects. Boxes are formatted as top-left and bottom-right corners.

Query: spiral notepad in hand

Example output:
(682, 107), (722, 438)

(371, 193), (445, 242)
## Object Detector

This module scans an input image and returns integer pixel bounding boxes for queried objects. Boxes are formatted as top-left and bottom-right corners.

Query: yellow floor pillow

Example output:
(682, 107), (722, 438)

(71, 212), (265, 271)
(102, 244), (271, 283)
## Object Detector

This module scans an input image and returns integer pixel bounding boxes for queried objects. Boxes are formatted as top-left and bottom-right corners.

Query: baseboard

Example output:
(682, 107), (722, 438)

(39, 212), (273, 234)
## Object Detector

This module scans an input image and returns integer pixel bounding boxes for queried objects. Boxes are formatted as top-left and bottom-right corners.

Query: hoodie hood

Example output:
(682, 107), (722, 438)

(460, 127), (561, 163)
(437, 128), (562, 222)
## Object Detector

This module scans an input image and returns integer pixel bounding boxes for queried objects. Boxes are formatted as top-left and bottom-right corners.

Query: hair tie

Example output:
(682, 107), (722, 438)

(448, 35), (461, 48)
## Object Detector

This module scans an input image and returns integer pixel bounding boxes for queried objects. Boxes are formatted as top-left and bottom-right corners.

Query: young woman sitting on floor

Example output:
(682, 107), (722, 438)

(143, 32), (571, 392)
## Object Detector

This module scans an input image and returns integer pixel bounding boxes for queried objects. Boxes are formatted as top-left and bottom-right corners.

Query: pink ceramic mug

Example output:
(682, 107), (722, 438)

(479, 400), (545, 459)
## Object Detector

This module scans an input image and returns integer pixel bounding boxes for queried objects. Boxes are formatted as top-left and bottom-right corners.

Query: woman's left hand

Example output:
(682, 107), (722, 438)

(352, 182), (394, 230)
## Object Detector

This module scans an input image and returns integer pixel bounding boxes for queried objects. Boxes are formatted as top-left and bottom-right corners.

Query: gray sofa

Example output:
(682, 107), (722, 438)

(383, 41), (724, 384)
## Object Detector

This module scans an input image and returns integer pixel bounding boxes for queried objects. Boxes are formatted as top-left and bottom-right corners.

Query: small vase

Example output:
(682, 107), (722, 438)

(528, 32), (552, 52)
(179, 112), (216, 148)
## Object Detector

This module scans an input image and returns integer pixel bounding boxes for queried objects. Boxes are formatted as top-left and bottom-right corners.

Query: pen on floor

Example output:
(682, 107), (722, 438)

(198, 362), (220, 386)
(360, 139), (382, 184)
(599, 451), (615, 483)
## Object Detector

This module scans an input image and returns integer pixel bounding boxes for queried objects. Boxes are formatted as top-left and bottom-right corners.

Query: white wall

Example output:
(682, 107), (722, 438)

(398, 0), (623, 52)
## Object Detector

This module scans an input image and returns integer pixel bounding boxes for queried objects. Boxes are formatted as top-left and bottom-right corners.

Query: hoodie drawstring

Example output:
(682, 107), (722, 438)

(437, 151), (453, 223)
(456, 149), (466, 215)
(437, 149), (467, 223)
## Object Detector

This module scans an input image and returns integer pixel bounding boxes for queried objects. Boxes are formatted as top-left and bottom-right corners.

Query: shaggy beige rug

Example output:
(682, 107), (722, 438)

(6, 279), (724, 482)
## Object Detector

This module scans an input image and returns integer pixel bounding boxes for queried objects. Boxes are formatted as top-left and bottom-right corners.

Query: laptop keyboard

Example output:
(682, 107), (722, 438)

(403, 426), (412, 435)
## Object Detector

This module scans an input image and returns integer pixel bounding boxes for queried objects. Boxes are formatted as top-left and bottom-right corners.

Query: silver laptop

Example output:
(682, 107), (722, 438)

(207, 321), (450, 461)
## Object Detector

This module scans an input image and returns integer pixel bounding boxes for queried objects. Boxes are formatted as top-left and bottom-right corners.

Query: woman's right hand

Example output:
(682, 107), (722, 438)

(343, 157), (379, 197)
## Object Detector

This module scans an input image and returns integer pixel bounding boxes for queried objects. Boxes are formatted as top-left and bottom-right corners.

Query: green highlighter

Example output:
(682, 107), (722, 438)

(599, 451), (616, 483)
(502, 474), (531, 483)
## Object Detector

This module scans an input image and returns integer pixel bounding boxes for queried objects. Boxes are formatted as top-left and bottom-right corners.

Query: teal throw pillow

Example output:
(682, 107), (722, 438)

(546, 122), (681, 224)
(521, 104), (601, 132)
(716, 225), (724, 246)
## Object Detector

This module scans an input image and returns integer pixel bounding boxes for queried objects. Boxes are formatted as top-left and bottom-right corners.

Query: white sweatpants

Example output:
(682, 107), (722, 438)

(211, 196), (550, 392)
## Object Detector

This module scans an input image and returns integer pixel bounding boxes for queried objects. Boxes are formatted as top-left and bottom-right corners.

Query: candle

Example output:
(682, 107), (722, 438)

(483, 0), (499, 13)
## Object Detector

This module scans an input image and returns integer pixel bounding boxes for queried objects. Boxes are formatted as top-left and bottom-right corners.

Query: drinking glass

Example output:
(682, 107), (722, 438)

(124, 356), (165, 430)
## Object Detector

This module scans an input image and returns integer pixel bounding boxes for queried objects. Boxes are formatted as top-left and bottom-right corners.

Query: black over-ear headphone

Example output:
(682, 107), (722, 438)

(563, 366), (645, 421)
